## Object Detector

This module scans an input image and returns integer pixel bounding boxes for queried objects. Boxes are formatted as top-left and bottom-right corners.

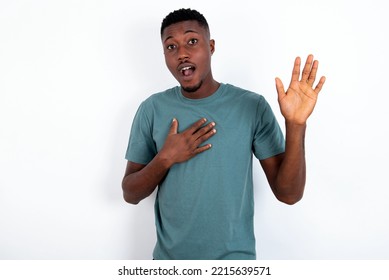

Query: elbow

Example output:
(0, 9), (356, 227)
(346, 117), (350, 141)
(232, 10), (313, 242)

(122, 182), (141, 205)
(122, 177), (142, 205)
(272, 177), (305, 205)
(273, 183), (305, 205)
(123, 192), (141, 205)
(276, 193), (303, 205)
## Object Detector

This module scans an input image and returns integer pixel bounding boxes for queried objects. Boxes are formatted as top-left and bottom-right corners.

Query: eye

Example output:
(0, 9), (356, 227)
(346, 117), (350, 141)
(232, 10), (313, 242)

(166, 44), (176, 51)
(188, 38), (198, 45)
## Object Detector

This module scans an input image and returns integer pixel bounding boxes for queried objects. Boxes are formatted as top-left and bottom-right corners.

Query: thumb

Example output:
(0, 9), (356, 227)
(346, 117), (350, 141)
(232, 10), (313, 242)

(275, 77), (286, 100)
(169, 118), (178, 135)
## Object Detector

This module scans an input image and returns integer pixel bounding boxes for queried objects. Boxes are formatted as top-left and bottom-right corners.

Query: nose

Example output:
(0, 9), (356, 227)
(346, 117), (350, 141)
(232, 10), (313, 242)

(177, 46), (189, 61)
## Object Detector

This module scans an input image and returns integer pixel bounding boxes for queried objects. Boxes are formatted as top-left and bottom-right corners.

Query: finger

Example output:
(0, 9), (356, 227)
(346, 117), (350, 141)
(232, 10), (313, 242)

(194, 143), (212, 155)
(301, 54), (314, 83)
(169, 118), (178, 135)
(186, 118), (207, 135)
(290, 56), (301, 83)
(193, 121), (216, 140)
(307, 59), (319, 86)
(194, 126), (216, 147)
(275, 77), (286, 100)
(314, 76), (326, 94)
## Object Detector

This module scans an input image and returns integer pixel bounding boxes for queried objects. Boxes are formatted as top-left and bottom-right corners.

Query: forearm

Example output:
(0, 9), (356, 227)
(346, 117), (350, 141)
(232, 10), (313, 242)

(274, 121), (307, 204)
(122, 154), (172, 204)
(122, 117), (216, 204)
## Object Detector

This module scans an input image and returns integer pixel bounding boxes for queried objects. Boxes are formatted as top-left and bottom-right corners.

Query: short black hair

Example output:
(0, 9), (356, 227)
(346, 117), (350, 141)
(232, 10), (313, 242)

(160, 8), (209, 36)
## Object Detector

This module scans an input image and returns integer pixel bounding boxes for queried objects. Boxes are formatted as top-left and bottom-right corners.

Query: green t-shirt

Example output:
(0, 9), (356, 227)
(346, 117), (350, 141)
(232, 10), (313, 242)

(125, 83), (285, 259)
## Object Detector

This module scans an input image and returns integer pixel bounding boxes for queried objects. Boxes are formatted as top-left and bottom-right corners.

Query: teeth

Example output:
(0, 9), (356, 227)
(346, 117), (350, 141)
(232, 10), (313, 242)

(181, 66), (191, 71)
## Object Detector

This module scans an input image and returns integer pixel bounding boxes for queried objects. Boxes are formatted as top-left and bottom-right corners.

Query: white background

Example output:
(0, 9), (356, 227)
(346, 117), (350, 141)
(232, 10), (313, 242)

(1, 0), (388, 259)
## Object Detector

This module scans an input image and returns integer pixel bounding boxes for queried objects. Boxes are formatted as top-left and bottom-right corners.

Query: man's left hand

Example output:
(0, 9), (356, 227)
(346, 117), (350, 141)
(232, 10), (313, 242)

(275, 54), (326, 125)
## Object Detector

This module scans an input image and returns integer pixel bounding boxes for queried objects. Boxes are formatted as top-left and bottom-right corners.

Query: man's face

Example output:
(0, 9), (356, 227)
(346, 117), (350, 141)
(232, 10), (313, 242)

(161, 20), (215, 94)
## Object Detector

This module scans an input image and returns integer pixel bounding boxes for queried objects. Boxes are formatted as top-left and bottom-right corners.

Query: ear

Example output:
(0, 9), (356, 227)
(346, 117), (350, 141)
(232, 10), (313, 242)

(210, 39), (215, 55)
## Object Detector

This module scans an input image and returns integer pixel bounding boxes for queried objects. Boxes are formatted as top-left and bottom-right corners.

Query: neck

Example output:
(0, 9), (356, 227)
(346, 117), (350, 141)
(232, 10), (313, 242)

(181, 79), (220, 99)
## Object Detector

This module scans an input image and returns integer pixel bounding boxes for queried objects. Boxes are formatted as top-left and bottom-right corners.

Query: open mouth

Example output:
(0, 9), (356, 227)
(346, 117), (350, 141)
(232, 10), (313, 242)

(180, 66), (195, 77)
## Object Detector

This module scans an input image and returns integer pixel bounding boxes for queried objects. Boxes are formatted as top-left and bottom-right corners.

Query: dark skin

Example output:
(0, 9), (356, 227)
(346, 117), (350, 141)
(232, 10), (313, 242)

(122, 20), (326, 205)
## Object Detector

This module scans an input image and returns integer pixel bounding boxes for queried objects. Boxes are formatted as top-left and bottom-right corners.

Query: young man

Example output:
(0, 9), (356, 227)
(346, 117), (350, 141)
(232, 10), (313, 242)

(122, 8), (326, 260)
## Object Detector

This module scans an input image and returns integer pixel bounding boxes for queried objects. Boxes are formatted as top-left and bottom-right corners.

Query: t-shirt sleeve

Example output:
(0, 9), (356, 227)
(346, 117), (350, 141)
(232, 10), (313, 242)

(125, 102), (157, 164)
(252, 96), (285, 160)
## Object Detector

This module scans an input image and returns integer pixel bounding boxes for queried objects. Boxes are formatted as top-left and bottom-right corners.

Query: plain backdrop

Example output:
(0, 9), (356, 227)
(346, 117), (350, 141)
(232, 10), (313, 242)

(1, 0), (388, 259)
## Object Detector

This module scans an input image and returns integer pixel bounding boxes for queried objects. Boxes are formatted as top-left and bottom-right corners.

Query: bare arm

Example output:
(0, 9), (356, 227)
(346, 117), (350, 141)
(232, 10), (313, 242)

(261, 55), (325, 205)
(260, 122), (306, 204)
(122, 118), (216, 204)
(122, 158), (169, 205)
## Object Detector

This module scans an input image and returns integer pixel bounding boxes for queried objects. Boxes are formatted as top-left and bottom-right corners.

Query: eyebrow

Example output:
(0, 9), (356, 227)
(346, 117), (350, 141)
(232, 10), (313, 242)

(163, 29), (199, 43)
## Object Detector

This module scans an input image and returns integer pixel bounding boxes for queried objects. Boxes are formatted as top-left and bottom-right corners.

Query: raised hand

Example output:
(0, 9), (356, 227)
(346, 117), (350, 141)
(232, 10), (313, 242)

(275, 54), (326, 125)
(159, 118), (216, 166)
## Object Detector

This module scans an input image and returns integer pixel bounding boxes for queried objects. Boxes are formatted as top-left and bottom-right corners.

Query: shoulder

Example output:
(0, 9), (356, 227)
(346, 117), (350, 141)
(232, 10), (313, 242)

(142, 86), (178, 105)
(224, 83), (265, 101)
(131, 87), (178, 125)
(136, 86), (179, 114)
(223, 83), (268, 109)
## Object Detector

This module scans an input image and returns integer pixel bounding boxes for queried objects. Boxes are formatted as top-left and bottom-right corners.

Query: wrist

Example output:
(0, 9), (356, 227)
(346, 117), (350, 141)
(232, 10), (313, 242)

(285, 120), (307, 129)
(285, 121), (306, 142)
(155, 152), (174, 170)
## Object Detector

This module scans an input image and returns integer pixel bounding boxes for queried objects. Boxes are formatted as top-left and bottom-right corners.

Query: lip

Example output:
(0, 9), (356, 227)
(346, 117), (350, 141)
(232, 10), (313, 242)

(179, 66), (195, 83)
(177, 63), (196, 75)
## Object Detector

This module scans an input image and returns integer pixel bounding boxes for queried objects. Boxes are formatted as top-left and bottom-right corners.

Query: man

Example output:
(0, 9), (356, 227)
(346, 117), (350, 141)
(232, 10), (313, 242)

(122, 8), (326, 260)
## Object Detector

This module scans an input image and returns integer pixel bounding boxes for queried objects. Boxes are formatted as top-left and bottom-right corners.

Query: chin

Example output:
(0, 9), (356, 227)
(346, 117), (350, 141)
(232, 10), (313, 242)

(182, 81), (202, 93)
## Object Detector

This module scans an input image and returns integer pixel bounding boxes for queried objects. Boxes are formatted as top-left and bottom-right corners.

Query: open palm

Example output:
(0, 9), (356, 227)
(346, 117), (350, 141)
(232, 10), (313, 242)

(276, 55), (326, 125)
